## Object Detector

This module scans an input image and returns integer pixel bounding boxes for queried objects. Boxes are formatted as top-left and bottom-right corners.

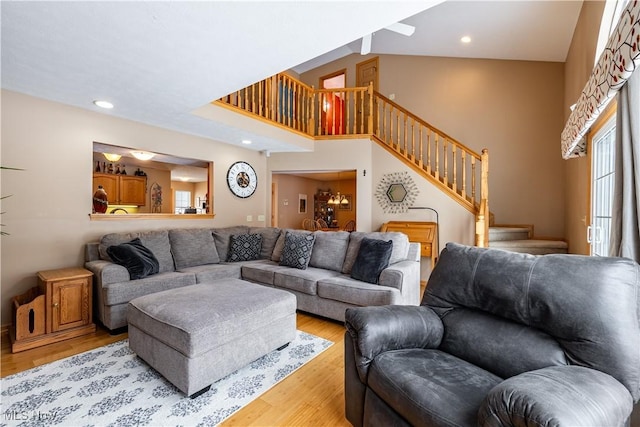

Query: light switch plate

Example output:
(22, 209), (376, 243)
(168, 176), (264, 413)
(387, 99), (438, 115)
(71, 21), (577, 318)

(246, 215), (253, 222)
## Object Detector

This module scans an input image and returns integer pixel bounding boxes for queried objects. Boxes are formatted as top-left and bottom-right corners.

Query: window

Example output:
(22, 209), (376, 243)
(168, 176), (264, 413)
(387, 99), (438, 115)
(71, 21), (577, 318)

(588, 112), (616, 256)
(175, 191), (192, 214)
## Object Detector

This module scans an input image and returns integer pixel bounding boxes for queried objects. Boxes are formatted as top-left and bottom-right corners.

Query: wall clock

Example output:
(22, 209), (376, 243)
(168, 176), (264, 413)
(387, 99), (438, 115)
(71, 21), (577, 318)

(227, 161), (257, 198)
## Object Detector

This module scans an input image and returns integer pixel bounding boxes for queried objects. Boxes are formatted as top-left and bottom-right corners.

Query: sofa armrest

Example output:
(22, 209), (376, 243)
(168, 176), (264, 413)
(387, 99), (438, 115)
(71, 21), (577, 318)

(379, 259), (420, 305)
(478, 365), (633, 427)
(345, 305), (443, 383)
(85, 260), (130, 285)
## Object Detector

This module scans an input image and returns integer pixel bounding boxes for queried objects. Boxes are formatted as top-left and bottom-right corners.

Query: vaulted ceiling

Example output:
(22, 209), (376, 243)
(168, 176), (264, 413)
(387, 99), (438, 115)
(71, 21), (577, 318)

(1, 1), (583, 153)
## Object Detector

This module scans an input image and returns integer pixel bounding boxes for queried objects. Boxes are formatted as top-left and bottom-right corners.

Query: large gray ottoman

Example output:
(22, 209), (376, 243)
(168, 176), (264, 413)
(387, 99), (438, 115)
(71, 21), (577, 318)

(127, 278), (297, 397)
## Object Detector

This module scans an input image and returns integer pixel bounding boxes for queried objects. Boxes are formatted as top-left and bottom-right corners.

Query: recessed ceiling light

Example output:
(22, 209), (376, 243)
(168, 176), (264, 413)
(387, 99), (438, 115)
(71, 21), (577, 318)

(93, 100), (114, 109)
(242, 140), (252, 145)
(461, 36), (472, 44)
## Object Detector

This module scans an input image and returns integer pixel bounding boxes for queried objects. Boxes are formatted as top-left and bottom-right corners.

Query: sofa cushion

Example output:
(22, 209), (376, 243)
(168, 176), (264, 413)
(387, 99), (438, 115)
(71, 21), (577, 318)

(241, 260), (286, 286)
(249, 227), (282, 259)
(169, 228), (220, 269)
(99, 230), (175, 273)
(439, 308), (568, 379)
(342, 232), (409, 274)
(106, 238), (159, 280)
(103, 271), (196, 306)
(350, 238), (393, 284)
(318, 276), (402, 306)
(212, 226), (250, 261)
(309, 231), (350, 272)
(274, 266), (341, 296)
(177, 263), (242, 283)
(271, 229), (312, 262)
(368, 348), (502, 427)
(227, 233), (262, 262)
(280, 231), (316, 270)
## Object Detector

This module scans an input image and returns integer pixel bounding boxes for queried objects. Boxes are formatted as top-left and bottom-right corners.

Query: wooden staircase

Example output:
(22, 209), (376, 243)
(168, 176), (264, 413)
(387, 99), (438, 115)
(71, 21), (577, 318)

(489, 225), (568, 255)
(215, 73), (489, 246)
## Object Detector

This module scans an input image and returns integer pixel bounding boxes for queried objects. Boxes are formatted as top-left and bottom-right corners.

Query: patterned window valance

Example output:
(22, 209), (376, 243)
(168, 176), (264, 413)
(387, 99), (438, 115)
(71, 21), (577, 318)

(561, 0), (639, 159)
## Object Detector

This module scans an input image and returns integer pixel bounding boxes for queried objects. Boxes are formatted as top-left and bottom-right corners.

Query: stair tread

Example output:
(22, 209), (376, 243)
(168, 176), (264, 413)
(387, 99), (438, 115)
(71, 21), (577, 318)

(490, 239), (568, 249)
(489, 226), (531, 232)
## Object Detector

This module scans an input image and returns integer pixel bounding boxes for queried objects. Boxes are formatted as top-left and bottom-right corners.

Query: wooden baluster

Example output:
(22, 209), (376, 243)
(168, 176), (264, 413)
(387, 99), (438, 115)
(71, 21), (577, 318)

(324, 92), (329, 135)
(293, 82), (298, 130)
(375, 95), (381, 138)
(426, 130), (432, 174)
(275, 75), (281, 124)
(345, 91), (352, 135)
(367, 83), (374, 135)
(461, 151), (467, 201)
(389, 106), (394, 147)
(418, 124), (423, 167)
(452, 144), (457, 193)
(259, 81), (264, 117)
(317, 93), (322, 135)
(443, 139), (449, 186)
(395, 111), (400, 152)
(403, 115), (408, 155)
(332, 90), (336, 134)
(434, 133), (440, 178)
(471, 156), (477, 202)
(410, 118), (416, 161)
(359, 89), (365, 134)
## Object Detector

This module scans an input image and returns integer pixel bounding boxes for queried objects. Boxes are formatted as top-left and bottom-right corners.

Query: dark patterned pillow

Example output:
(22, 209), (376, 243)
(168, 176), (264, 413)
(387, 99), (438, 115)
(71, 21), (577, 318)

(228, 233), (263, 262)
(280, 231), (316, 270)
(106, 237), (160, 280)
(350, 238), (393, 284)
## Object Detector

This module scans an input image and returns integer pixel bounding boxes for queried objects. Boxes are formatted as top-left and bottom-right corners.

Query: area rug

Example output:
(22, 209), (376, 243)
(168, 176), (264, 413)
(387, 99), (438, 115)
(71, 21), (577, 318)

(1, 330), (333, 426)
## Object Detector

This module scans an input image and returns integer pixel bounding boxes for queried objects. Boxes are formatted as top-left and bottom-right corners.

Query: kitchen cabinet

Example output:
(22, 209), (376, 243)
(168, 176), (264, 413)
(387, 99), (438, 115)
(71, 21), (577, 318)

(93, 173), (146, 205)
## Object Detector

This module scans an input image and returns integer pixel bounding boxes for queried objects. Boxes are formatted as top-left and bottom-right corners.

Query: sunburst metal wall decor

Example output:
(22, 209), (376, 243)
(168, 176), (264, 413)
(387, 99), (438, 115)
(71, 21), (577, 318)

(375, 172), (418, 213)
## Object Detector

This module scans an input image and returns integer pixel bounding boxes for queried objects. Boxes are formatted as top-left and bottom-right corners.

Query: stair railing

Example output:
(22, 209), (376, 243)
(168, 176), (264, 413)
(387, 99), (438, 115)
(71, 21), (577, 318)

(216, 74), (490, 247)
(219, 74), (315, 136)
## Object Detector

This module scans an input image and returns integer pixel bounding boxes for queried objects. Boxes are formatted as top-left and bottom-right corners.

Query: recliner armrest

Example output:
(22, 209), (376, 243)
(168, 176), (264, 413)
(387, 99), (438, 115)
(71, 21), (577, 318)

(345, 305), (443, 383)
(478, 365), (633, 427)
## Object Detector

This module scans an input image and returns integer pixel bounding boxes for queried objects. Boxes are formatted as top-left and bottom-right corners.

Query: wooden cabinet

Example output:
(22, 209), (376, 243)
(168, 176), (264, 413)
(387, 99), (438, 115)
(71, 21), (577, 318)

(10, 268), (96, 352)
(314, 194), (335, 225)
(380, 221), (438, 268)
(93, 173), (146, 206)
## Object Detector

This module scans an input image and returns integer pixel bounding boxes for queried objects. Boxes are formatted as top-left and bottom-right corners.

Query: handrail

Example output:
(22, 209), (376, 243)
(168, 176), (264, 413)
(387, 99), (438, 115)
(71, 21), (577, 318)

(215, 73), (490, 246)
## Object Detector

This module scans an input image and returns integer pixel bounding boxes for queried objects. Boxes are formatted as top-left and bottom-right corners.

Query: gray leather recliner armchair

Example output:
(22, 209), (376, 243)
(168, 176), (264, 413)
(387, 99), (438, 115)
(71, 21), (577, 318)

(345, 242), (640, 427)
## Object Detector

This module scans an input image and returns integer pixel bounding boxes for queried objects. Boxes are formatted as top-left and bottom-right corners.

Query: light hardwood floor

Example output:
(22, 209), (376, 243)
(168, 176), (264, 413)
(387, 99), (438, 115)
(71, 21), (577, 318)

(1, 312), (350, 427)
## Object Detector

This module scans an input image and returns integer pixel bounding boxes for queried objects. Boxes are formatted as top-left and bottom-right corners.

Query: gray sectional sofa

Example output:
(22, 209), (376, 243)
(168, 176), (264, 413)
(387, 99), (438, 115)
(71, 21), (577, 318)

(84, 226), (421, 331)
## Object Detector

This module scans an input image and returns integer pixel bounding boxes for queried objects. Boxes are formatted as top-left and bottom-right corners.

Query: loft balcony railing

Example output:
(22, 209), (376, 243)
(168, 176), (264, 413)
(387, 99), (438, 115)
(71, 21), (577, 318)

(215, 73), (489, 247)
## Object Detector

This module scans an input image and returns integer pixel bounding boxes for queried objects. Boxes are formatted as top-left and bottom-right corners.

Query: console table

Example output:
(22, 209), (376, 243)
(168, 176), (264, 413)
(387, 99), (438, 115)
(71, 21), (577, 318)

(380, 221), (438, 268)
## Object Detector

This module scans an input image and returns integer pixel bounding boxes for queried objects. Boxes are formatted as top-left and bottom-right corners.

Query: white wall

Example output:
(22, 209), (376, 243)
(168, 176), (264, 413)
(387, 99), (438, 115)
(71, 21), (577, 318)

(1, 90), (476, 325)
(268, 139), (475, 280)
(1, 90), (267, 325)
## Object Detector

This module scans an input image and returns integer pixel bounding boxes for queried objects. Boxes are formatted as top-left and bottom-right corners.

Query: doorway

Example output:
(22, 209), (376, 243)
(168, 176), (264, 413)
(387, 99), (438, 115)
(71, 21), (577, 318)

(319, 70), (346, 135)
(356, 57), (379, 133)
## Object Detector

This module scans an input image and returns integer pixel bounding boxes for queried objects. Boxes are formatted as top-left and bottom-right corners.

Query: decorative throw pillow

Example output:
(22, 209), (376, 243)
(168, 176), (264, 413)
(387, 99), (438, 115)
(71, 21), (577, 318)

(350, 238), (393, 284)
(106, 237), (160, 280)
(228, 233), (263, 262)
(279, 231), (316, 270)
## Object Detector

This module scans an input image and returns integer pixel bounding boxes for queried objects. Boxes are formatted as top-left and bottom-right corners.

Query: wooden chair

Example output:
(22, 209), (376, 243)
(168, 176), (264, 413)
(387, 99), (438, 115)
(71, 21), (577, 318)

(342, 220), (356, 232)
(316, 219), (329, 229)
(302, 218), (318, 231)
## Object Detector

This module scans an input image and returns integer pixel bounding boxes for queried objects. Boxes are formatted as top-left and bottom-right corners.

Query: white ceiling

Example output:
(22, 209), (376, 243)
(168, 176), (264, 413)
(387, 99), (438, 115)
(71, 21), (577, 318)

(2, 1), (583, 154)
